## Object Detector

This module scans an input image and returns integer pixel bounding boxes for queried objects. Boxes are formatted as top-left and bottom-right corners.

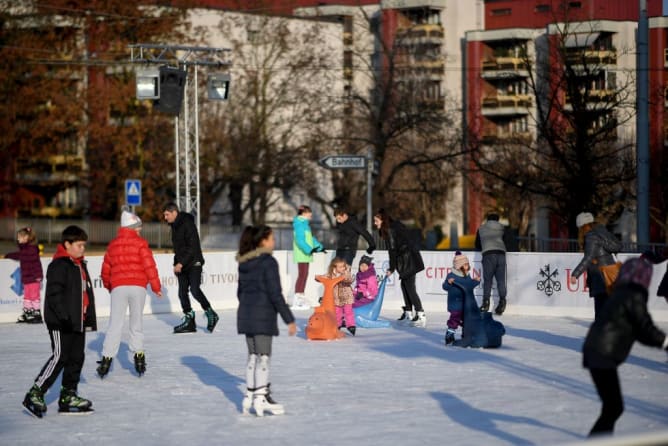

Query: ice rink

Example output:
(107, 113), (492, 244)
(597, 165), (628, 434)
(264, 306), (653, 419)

(0, 310), (666, 445)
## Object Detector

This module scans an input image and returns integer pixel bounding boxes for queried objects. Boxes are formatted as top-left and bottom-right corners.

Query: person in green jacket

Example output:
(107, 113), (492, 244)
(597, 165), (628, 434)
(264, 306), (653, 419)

(292, 205), (324, 309)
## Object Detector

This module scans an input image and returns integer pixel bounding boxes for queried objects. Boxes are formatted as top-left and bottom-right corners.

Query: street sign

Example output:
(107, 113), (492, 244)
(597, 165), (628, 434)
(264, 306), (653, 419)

(125, 179), (142, 206)
(319, 155), (367, 170)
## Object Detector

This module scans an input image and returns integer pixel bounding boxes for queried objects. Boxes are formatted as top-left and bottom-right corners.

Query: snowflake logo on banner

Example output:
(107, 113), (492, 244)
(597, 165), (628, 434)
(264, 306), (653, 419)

(537, 264), (561, 297)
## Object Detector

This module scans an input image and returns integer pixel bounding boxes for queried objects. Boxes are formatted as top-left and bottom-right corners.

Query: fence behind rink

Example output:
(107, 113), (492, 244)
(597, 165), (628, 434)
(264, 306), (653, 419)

(1, 249), (666, 324)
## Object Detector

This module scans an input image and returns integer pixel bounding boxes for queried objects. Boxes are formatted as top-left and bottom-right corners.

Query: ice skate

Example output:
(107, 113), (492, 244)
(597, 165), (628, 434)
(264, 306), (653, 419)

(480, 298), (490, 313)
(204, 308), (219, 332)
(242, 388), (255, 415)
(16, 309), (34, 323)
(495, 299), (507, 316)
(29, 309), (42, 324)
(134, 352), (146, 376)
(22, 384), (46, 418)
(397, 307), (413, 325)
(173, 311), (196, 334)
(347, 326), (356, 336)
(445, 329), (455, 345)
(411, 311), (427, 328)
(290, 293), (310, 310)
(58, 388), (93, 415)
(96, 356), (113, 378)
(253, 384), (284, 417)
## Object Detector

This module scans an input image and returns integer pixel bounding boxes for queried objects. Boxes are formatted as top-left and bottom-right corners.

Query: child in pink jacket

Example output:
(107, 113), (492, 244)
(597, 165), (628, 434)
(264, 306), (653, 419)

(353, 255), (378, 308)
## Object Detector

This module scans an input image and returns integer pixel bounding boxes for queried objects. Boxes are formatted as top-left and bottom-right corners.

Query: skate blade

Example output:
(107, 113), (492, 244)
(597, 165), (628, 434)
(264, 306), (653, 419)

(58, 408), (94, 415)
(22, 404), (44, 419)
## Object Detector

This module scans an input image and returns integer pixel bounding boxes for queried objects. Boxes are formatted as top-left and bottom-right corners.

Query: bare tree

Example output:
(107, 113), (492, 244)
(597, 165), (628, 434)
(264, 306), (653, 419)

(471, 17), (637, 237)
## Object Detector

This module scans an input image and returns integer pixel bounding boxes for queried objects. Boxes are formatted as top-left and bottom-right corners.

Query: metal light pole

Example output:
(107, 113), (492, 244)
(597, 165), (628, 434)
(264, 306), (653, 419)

(636, 0), (649, 249)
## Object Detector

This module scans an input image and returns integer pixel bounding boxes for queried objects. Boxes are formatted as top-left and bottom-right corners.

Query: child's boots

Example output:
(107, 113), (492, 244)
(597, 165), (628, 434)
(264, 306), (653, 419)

(253, 384), (284, 417)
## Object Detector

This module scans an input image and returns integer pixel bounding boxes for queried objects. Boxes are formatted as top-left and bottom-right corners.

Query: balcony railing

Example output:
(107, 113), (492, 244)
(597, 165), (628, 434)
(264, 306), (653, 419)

(480, 131), (532, 144)
(396, 23), (444, 45)
(482, 94), (532, 108)
(565, 49), (617, 66)
(482, 56), (529, 72)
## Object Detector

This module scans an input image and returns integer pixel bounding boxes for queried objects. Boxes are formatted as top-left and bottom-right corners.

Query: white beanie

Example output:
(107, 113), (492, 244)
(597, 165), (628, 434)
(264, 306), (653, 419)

(576, 212), (594, 228)
(121, 210), (142, 228)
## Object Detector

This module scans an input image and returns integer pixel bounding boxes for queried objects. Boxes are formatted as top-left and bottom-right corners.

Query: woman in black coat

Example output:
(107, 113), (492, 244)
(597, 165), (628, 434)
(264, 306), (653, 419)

(373, 209), (426, 327)
(236, 225), (296, 417)
(582, 256), (668, 437)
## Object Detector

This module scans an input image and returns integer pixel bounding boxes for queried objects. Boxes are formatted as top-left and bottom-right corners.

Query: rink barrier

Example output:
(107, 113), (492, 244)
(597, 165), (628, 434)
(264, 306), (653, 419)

(0, 251), (666, 323)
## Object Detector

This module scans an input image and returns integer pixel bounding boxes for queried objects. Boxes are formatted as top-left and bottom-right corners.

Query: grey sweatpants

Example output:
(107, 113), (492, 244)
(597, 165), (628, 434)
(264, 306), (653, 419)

(102, 285), (147, 357)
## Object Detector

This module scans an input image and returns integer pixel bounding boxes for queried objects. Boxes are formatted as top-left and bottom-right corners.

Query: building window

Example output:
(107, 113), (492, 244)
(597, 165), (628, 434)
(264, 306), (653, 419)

(492, 8), (511, 16)
(569, 1), (582, 8)
(535, 4), (550, 13)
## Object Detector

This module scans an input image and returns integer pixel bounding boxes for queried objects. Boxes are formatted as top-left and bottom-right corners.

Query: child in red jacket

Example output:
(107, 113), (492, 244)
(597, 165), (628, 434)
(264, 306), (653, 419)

(96, 211), (162, 378)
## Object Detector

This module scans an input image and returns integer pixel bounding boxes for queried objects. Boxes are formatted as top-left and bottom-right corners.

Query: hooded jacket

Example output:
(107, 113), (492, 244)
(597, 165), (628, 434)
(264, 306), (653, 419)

(44, 244), (97, 332)
(354, 264), (378, 300)
(169, 211), (205, 270)
(101, 227), (161, 293)
(292, 215), (323, 263)
(237, 247), (295, 336)
(385, 220), (424, 279)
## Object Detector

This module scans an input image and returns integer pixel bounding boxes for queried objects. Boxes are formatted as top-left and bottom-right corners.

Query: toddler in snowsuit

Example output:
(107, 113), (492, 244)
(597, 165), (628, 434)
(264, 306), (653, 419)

(442, 251), (480, 345)
(353, 255), (378, 308)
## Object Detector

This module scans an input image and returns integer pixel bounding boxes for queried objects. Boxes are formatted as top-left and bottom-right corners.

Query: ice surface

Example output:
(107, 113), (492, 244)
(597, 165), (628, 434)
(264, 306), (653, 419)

(0, 311), (666, 445)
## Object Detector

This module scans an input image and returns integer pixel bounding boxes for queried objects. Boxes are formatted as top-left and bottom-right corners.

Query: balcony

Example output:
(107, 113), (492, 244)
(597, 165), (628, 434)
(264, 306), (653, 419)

(481, 57), (529, 79)
(396, 23), (444, 46)
(481, 94), (532, 116)
(480, 131), (532, 145)
(15, 154), (84, 186)
(564, 49), (617, 66)
(565, 89), (616, 109)
(343, 31), (353, 46)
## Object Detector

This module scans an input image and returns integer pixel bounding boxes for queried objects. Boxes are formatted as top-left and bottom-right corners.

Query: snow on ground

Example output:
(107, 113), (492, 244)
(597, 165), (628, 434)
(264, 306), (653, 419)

(0, 311), (666, 446)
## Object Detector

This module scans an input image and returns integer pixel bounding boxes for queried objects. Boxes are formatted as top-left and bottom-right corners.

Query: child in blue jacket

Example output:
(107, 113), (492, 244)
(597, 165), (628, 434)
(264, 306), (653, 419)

(442, 251), (480, 345)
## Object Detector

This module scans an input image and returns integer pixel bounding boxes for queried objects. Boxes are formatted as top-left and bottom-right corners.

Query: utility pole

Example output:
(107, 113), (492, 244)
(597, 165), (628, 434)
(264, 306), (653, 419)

(129, 44), (231, 232)
(636, 0), (649, 249)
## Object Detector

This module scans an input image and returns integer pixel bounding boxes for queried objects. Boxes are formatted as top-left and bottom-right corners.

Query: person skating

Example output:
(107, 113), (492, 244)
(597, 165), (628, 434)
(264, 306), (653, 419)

(5, 227), (43, 323)
(97, 210), (163, 378)
(291, 205), (324, 309)
(22, 225), (97, 417)
(475, 212), (508, 315)
(163, 202), (218, 333)
(236, 225), (297, 416)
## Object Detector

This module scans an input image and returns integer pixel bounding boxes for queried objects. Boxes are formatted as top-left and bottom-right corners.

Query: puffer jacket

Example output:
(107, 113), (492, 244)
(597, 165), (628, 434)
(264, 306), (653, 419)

(583, 282), (666, 369)
(354, 264), (378, 299)
(44, 245), (97, 332)
(442, 272), (480, 313)
(170, 212), (205, 270)
(101, 227), (161, 293)
(573, 224), (622, 296)
(237, 247), (295, 336)
(5, 242), (43, 284)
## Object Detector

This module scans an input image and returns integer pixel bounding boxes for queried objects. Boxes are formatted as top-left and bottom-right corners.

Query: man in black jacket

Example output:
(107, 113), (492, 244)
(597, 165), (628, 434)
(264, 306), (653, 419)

(334, 208), (375, 266)
(163, 203), (218, 334)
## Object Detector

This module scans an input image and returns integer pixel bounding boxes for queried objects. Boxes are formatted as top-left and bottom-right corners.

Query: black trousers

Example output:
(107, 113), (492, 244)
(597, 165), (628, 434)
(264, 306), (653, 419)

(400, 274), (423, 312)
(177, 265), (212, 313)
(335, 248), (355, 266)
(589, 367), (624, 436)
(34, 329), (86, 393)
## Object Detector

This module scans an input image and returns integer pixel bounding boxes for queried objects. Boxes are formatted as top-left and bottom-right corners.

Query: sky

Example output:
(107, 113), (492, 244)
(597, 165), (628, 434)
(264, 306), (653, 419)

(0, 310), (666, 446)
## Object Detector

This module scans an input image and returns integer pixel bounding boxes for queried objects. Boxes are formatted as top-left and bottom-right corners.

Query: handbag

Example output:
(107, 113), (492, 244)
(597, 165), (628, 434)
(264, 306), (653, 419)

(599, 255), (622, 295)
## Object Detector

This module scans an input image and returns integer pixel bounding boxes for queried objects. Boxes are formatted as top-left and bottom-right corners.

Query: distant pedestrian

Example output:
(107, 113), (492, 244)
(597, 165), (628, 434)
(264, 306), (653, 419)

(373, 208), (426, 327)
(334, 208), (375, 266)
(475, 212), (508, 315)
(5, 227), (43, 323)
(22, 225), (97, 418)
(96, 211), (163, 378)
(163, 202), (219, 334)
(570, 212), (622, 321)
(292, 205), (324, 309)
(582, 256), (668, 437)
(236, 225), (297, 417)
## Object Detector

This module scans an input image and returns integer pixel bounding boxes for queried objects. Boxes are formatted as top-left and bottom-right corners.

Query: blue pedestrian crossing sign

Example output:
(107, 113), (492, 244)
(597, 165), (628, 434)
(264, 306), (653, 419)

(125, 179), (142, 206)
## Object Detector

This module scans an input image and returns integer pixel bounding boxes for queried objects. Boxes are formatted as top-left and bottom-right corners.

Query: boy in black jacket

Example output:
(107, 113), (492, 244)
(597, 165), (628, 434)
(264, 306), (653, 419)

(23, 225), (97, 417)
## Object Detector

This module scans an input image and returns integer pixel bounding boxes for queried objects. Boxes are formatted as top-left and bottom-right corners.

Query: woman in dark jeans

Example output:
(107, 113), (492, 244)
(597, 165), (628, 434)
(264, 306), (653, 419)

(373, 208), (426, 327)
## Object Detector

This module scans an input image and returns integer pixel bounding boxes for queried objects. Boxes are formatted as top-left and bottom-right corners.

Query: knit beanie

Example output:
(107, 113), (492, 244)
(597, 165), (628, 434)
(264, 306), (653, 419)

(359, 255), (373, 267)
(453, 251), (469, 270)
(121, 210), (142, 229)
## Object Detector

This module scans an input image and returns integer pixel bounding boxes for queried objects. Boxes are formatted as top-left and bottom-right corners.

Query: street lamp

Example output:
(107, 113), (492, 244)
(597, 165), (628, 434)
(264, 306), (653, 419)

(207, 73), (231, 101)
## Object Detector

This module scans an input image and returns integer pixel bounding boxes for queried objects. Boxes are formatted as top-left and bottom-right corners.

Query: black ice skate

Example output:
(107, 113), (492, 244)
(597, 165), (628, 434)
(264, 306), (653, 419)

(29, 309), (43, 324)
(347, 326), (356, 336)
(96, 356), (112, 378)
(134, 352), (146, 376)
(480, 298), (490, 313)
(58, 388), (93, 414)
(495, 299), (507, 316)
(174, 311), (196, 334)
(204, 308), (219, 332)
(445, 329), (455, 345)
(22, 384), (46, 418)
(17, 309), (34, 323)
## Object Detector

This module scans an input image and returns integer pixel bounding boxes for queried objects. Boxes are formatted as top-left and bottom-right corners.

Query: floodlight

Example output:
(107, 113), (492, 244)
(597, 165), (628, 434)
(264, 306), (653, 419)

(135, 68), (160, 99)
(207, 73), (231, 101)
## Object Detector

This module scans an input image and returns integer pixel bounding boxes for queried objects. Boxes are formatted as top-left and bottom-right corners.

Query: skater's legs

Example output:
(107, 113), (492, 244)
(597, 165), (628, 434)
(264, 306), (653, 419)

(126, 286), (147, 354)
(102, 287), (130, 358)
(589, 368), (624, 436)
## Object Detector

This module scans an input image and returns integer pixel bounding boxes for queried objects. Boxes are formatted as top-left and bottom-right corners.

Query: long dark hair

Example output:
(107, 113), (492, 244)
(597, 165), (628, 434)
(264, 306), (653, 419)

(374, 208), (392, 240)
(238, 225), (273, 256)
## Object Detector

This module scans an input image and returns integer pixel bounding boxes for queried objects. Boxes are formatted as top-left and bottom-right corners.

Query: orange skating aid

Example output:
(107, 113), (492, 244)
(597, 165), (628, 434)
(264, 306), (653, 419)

(305, 275), (345, 341)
